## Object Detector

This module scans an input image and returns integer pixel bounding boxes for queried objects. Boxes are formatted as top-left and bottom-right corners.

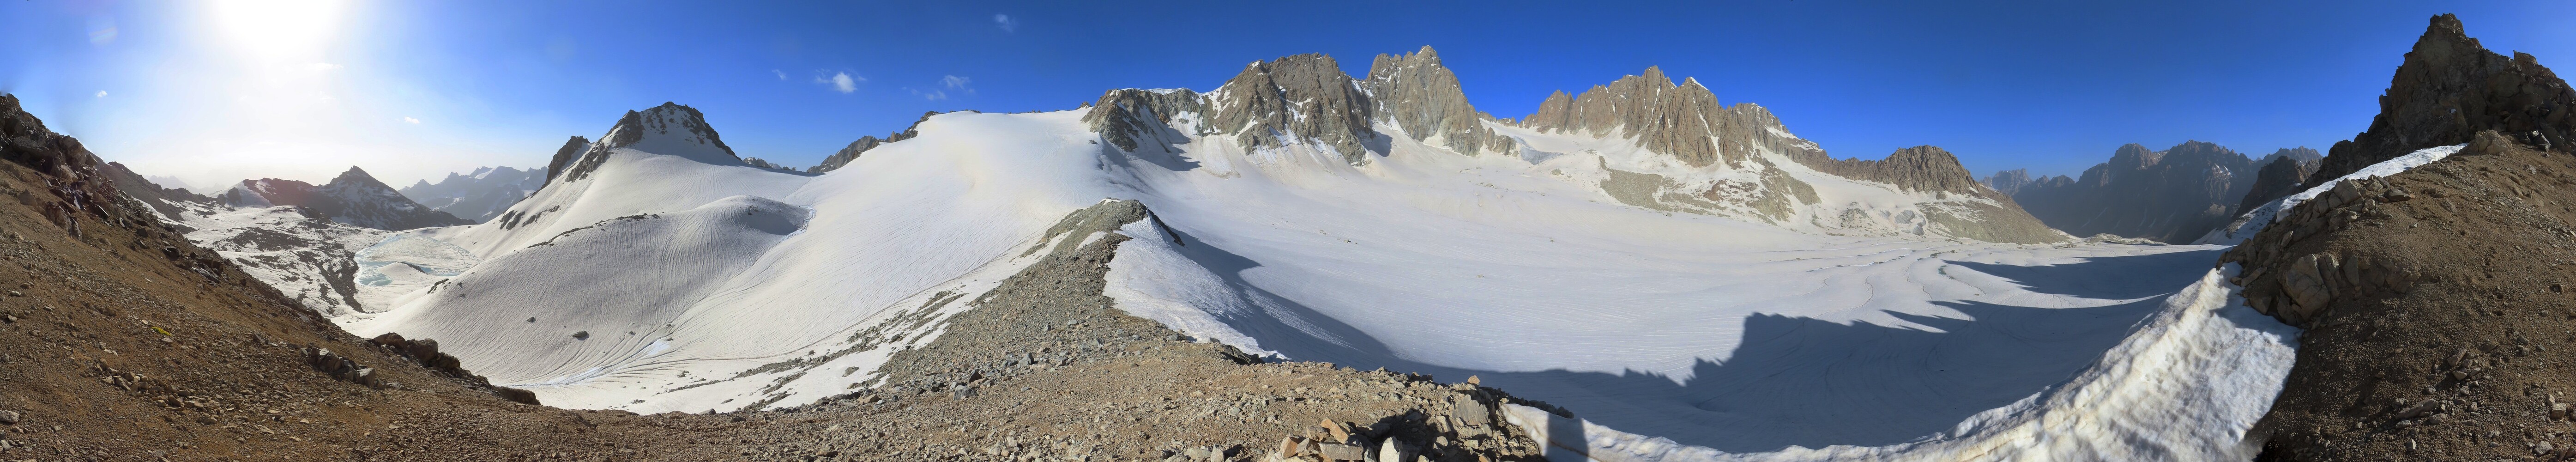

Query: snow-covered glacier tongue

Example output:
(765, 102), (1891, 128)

(311, 51), (2309, 460)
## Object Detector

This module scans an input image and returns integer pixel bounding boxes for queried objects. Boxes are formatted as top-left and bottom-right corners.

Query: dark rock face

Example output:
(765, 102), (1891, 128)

(2009, 141), (2266, 243)
(541, 135), (590, 184)
(553, 102), (741, 184)
(1208, 54), (1382, 165)
(2308, 13), (2574, 185)
(1364, 46), (1512, 157)
(2234, 148), (2324, 214)
(1083, 89), (1208, 153)
(2019, 142), (2261, 240)
(810, 111), (935, 174)
(221, 167), (469, 231)
(399, 166), (545, 223)
(1981, 169), (2033, 195)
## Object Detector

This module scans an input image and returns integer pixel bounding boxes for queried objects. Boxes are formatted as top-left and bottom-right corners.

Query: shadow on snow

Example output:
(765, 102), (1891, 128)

(1152, 226), (2197, 453)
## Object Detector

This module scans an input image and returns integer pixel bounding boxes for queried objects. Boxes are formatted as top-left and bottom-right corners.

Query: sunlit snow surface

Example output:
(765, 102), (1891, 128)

(328, 109), (2309, 460)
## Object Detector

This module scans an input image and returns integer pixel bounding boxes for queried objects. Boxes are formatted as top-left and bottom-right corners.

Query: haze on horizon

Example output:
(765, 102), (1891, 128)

(3, 0), (2570, 188)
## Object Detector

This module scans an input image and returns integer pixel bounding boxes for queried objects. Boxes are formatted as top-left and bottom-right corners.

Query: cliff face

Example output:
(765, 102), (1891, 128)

(2234, 148), (2324, 214)
(1364, 46), (1514, 157)
(2308, 13), (2574, 184)
(1520, 68), (1737, 168)
(1207, 54), (1382, 165)
(2010, 141), (2264, 243)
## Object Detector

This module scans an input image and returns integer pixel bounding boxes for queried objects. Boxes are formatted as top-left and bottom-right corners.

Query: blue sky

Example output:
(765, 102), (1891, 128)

(5, 0), (2572, 188)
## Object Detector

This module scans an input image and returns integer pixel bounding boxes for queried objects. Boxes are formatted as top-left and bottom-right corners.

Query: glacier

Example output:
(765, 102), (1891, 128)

(288, 103), (2339, 461)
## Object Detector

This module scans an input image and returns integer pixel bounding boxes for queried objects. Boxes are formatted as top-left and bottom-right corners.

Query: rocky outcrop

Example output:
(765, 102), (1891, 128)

(1364, 46), (1513, 157)
(2010, 141), (2264, 243)
(221, 167), (469, 231)
(2234, 148), (2324, 214)
(810, 111), (935, 173)
(2232, 131), (2576, 461)
(541, 135), (590, 184)
(740, 158), (794, 171)
(1802, 145), (1989, 195)
(1981, 169), (2033, 195)
(553, 102), (741, 184)
(1520, 68), (1737, 168)
(1083, 89), (1208, 152)
(1208, 54), (1382, 165)
(2308, 13), (2574, 185)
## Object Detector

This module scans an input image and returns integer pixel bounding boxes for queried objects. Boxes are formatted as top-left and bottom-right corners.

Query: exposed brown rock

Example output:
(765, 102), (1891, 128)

(1365, 46), (1513, 157)
(2235, 147), (2324, 214)
(810, 111), (936, 174)
(1208, 54), (1381, 165)
(542, 135), (591, 183)
(1519, 67), (1735, 168)
(2308, 13), (2574, 185)
(1084, 88), (1209, 152)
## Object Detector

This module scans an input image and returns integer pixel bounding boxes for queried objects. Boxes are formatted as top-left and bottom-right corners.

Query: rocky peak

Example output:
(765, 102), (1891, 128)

(2235, 152), (2325, 214)
(1084, 89), (1209, 153)
(814, 111), (941, 174)
(2311, 13), (2574, 184)
(1207, 54), (1381, 165)
(1521, 68), (1737, 168)
(1804, 146), (1988, 195)
(553, 102), (742, 184)
(227, 167), (467, 231)
(1364, 46), (1512, 157)
(2011, 141), (2263, 243)
(543, 135), (591, 184)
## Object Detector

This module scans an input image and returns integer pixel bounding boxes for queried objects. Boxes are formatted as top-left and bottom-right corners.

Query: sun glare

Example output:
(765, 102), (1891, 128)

(207, 0), (348, 61)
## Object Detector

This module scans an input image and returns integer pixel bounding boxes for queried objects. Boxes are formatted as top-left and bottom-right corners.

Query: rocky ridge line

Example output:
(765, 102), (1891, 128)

(2308, 13), (2573, 185)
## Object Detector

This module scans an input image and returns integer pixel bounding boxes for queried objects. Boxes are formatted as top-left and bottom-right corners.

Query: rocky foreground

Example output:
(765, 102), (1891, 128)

(2230, 13), (2576, 462)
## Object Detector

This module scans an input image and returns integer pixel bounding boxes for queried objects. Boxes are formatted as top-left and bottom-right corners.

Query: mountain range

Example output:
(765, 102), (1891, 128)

(399, 166), (546, 223)
(1986, 143), (2320, 243)
(17, 13), (2568, 462)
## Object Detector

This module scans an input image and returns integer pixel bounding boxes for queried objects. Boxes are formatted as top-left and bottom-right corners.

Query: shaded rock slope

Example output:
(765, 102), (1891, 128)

(218, 167), (469, 231)
(2236, 147), (2326, 215)
(2226, 15), (2576, 461)
(2011, 141), (2288, 243)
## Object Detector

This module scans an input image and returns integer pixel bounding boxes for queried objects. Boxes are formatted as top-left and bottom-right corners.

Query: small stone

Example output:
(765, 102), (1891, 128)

(527, 317), (537, 322)
(0, 410), (17, 425)
(571, 331), (589, 340)
(5, 290), (19, 297)
(1315, 442), (1368, 462)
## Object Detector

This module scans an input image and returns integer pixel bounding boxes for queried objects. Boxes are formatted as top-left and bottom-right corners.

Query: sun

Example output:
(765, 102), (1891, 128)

(206, 0), (349, 61)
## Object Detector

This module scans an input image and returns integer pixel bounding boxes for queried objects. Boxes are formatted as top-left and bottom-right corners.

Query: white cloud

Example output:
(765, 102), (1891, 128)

(942, 75), (971, 89)
(95, 91), (107, 98)
(401, 116), (420, 124)
(813, 72), (861, 93)
(910, 88), (948, 101)
(993, 14), (1017, 33)
(771, 69), (787, 80)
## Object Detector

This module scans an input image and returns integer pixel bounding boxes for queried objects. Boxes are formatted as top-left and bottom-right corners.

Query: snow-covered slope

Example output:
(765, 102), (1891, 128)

(301, 53), (2285, 461)
(2194, 144), (2464, 245)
